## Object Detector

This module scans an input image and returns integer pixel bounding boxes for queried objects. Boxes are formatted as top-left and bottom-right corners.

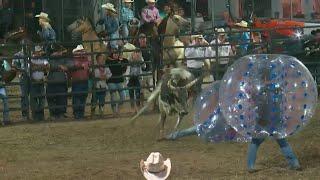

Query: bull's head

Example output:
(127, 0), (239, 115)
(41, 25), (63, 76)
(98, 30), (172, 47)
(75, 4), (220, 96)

(167, 77), (199, 115)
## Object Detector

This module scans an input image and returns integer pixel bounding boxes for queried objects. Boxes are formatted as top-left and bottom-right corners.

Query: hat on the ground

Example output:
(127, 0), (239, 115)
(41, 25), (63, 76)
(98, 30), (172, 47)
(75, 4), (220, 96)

(124, 0), (134, 2)
(35, 12), (50, 21)
(140, 152), (171, 180)
(311, 29), (320, 36)
(102, 3), (117, 13)
(235, 20), (248, 28)
(146, 0), (157, 3)
(72, 44), (85, 53)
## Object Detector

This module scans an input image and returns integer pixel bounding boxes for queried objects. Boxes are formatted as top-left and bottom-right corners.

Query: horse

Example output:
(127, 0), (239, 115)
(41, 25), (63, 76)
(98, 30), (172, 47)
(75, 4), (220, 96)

(67, 17), (107, 61)
(160, 14), (191, 68)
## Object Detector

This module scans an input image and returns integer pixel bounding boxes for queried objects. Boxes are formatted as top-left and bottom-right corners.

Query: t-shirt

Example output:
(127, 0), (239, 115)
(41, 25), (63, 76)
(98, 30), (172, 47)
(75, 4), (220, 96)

(30, 58), (48, 81)
(106, 58), (129, 83)
(94, 67), (112, 89)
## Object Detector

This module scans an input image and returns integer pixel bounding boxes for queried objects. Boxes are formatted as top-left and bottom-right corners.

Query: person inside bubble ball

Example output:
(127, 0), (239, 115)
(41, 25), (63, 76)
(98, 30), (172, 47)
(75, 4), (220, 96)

(247, 67), (301, 172)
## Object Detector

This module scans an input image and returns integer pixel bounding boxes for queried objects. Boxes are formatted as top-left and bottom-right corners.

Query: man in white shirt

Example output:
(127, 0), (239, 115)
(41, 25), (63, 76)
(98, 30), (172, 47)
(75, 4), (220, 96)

(30, 46), (49, 121)
(185, 35), (211, 103)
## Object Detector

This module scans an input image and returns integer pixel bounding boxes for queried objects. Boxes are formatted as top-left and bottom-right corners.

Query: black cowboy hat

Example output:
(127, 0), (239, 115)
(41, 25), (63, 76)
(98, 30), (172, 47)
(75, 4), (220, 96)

(311, 29), (320, 36)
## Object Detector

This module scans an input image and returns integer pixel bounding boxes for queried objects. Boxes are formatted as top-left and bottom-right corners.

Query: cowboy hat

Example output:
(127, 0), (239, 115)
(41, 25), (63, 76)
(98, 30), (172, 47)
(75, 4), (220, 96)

(191, 34), (204, 41)
(140, 152), (171, 180)
(72, 44), (85, 53)
(102, 3), (117, 13)
(216, 28), (226, 35)
(235, 20), (248, 28)
(124, 0), (134, 2)
(35, 12), (50, 21)
(311, 29), (320, 36)
(146, 0), (157, 3)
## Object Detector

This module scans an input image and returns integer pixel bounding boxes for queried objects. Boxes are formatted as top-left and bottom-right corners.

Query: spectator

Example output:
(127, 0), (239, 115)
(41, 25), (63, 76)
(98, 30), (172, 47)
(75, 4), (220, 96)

(12, 45), (30, 121)
(30, 46), (49, 121)
(98, 3), (119, 49)
(235, 20), (250, 56)
(120, 0), (135, 39)
(106, 47), (128, 116)
(208, 28), (234, 79)
(249, 32), (267, 54)
(0, 57), (11, 125)
(70, 45), (91, 120)
(92, 54), (112, 116)
(46, 44), (69, 120)
(185, 35), (210, 103)
(35, 12), (56, 54)
(159, 3), (172, 19)
(127, 49), (146, 112)
(141, 0), (161, 26)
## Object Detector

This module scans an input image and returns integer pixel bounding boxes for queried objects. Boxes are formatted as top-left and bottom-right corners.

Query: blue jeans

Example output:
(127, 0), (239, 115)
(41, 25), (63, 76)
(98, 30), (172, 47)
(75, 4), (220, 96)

(47, 83), (68, 118)
(120, 24), (129, 39)
(30, 82), (45, 121)
(0, 87), (10, 123)
(127, 77), (141, 107)
(92, 88), (106, 108)
(247, 138), (300, 170)
(72, 82), (88, 119)
(109, 32), (119, 49)
(166, 126), (197, 140)
(108, 83), (125, 113)
(20, 74), (30, 118)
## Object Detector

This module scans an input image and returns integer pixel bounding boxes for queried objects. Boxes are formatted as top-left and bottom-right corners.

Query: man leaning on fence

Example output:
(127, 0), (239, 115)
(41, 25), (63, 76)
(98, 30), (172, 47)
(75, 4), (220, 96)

(0, 56), (11, 126)
(46, 44), (69, 121)
(30, 46), (49, 121)
(12, 45), (30, 121)
(70, 45), (91, 120)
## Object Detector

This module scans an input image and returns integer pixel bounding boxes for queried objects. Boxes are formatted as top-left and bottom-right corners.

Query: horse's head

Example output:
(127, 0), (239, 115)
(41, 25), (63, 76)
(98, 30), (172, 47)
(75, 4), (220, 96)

(170, 15), (191, 32)
(67, 17), (92, 35)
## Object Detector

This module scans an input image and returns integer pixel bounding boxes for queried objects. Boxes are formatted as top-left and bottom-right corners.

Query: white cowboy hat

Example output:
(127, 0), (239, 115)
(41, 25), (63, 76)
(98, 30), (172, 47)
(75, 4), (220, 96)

(140, 152), (171, 180)
(146, 0), (157, 3)
(235, 20), (248, 28)
(72, 44), (85, 53)
(124, 0), (134, 2)
(35, 12), (50, 21)
(216, 28), (226, 35)
(102, 3), (117, 13)
(191, 34), (204, 40)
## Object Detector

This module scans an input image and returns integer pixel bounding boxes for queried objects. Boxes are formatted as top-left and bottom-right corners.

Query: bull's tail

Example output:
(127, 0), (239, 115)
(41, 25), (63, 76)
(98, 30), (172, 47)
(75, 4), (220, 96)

(129, 81), (162, 125)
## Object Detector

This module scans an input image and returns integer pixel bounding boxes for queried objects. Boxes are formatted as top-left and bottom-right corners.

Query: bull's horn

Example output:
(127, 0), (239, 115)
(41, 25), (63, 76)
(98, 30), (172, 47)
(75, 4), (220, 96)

(185, 78), (199, 89)
(168, 80), (178, 90)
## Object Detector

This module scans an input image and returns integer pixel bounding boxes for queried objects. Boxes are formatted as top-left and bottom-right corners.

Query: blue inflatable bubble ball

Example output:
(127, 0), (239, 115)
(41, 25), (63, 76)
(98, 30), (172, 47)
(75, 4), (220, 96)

(219, 54), (318, 139)
(196, 106), (251, 143)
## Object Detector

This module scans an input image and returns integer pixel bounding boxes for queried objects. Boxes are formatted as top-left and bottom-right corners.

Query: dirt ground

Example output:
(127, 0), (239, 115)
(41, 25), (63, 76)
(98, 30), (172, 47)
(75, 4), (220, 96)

(0, 104), (319, 180)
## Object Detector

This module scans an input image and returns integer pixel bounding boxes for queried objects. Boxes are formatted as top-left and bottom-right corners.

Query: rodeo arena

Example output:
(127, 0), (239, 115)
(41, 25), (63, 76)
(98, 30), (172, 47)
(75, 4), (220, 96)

(0, 0), (320, 179)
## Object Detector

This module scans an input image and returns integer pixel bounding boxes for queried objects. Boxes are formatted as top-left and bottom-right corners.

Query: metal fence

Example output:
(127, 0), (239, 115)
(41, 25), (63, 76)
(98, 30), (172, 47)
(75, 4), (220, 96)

(0, 25), (320, 123)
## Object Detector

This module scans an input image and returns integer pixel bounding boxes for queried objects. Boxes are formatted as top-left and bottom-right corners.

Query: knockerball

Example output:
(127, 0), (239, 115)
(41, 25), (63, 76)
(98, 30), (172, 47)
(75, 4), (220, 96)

(219, 54), (318, 139)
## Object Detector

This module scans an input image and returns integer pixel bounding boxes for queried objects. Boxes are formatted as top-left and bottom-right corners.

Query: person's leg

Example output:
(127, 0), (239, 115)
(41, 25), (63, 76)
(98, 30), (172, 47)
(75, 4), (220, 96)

(166, 126), (198, 140)
(29, 82), (37, 120)
(128, 79), (135, 108)
(0, 88), (10, 124)
(72, 83), (80, 119)
(46, 83), (56, 118)
(110, 33), (119, 49)
(38, 83), (45, 121)
(79, 82), (88, 119)
(135, 79), (141, 107)
(20, 74), (30, 120)
(247, 138), (265, 171)
(122, 24), (129, 39)
(56, 83), (67, 117)
(117, 83), (126, 113)
(276, 139), (301, 170)
(108, 83), (117, 113)
(90, 80), (97, 115)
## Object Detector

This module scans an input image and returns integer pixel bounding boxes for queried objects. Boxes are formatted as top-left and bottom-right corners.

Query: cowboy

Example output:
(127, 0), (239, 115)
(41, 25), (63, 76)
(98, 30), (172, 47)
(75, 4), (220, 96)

(35, 12), (56, 54)
(141, 0), (161, 26)
(0, 56), (12, 126)
(120, 0), (135, 39)
(70, 45), (92, 120)
(46, 44), (69, 120)
(97, 3), (120, 49)
(234, 20), (250, 56)
(30, 45), (49, 121)
(140, 152), (171, 180)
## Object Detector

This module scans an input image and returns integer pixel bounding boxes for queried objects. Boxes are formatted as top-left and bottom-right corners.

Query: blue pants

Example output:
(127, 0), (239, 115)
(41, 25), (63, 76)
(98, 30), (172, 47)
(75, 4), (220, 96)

(120, 24), (129, 39)
(109, 33), (119, 49)
(107, 83), (125, 113)
(47, 83), (68, 118)
(247, 138), (300, 170)
(166, 126), (197, 140)
(127, 77), (141, 107)
(92, 88), (106, 108)
(20, 74), (30, 118)
(72, 82), (88, 119)
(30, 82), (45, 121)
(0, 87), (10, 123)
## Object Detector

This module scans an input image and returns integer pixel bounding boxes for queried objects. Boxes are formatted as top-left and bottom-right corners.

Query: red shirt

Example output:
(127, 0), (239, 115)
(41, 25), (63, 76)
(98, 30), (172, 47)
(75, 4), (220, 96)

(71, 54), (91, 81)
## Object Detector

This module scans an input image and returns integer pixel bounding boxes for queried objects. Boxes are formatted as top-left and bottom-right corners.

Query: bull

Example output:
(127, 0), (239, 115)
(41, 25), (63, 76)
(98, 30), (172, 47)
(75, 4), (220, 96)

(130, 68), (199, 140)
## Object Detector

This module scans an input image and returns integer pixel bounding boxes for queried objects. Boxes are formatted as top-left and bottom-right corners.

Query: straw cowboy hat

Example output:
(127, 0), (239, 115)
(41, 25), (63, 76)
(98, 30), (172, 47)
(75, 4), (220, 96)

(102, 3), (117, 13)
(146, 0), (157, 3)
(35, 12), (50, 21)
(124, 0), (134, 2)
(235, 20), (248, 28)
(72, 44), (85, 53)
(140, 152), (171, 180)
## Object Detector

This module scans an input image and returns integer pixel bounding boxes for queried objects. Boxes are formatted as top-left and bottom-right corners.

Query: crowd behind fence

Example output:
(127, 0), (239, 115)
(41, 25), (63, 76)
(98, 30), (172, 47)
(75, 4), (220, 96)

(0, 25), (320, 124)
